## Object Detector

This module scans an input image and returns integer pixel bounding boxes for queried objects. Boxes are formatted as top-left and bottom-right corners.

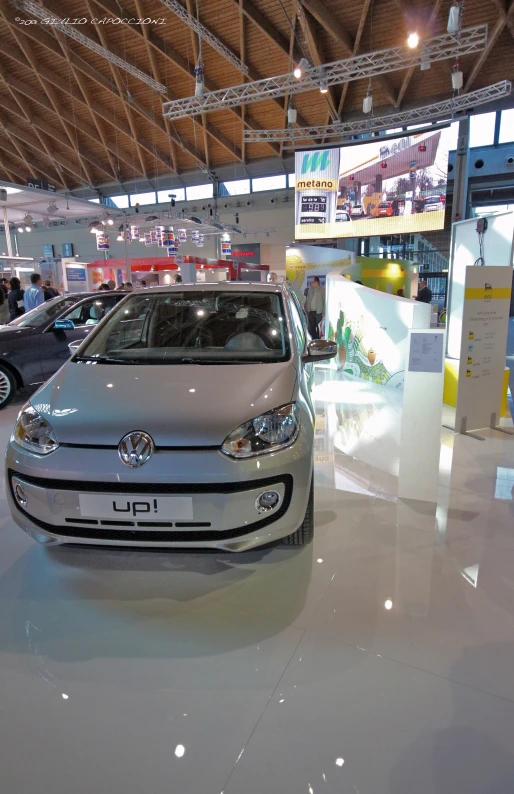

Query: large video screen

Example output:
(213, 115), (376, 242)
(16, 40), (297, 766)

(294, 128), (452, 240)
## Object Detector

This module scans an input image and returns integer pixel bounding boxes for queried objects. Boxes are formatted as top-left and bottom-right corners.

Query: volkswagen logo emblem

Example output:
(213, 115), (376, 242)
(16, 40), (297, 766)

(118, 431), (154, 468)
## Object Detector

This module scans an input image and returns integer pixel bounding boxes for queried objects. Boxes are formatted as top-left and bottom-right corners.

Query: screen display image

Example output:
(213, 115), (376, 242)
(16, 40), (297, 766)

(295, 128), (452, 240)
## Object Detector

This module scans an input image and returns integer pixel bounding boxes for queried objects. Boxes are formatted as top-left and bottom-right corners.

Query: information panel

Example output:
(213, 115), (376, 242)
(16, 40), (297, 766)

(455, 266), (512, 432)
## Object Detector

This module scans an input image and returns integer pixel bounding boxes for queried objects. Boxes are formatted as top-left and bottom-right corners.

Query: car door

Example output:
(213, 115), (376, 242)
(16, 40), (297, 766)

(288, 293), (315, 408)
(40, 295), (120, 380)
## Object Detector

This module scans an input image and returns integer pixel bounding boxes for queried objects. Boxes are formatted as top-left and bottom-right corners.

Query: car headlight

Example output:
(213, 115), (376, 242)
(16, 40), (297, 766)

(13, 405), (58, 455)
(222, 403), (300, 458)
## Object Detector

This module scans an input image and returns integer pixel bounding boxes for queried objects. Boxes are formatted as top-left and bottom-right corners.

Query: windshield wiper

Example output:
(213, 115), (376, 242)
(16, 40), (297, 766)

(74, 355), (140, 364)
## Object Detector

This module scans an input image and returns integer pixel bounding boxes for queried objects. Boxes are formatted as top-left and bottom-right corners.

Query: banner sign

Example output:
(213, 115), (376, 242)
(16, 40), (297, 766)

(66, 265), (87, 282)
(96, 234), (110, 250)
(231, 243), (260, 263)
(455, 266), (512, 432)
(295, 148), (340, 229)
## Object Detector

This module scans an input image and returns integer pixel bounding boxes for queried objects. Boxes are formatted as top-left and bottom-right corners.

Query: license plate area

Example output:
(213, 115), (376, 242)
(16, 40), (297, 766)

(79, 494), (193, 520)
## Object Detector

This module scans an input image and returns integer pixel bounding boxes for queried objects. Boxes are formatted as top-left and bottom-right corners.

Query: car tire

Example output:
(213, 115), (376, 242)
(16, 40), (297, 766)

(283, 474), (314, 546)
(0, 365), (16, 409)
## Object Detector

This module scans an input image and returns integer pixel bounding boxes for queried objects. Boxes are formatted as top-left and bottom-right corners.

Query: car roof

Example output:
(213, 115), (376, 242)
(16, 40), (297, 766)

(139, 282), (285, 294)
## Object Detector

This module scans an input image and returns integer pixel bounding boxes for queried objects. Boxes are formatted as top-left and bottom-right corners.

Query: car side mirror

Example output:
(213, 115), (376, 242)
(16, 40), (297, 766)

(68, 339), (81, 354)
(302, 339), (338, 362)
(54, 319), (75, 330)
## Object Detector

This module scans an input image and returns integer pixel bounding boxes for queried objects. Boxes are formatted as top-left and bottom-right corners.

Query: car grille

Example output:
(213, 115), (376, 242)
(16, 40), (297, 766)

(9, 471), (293, 544)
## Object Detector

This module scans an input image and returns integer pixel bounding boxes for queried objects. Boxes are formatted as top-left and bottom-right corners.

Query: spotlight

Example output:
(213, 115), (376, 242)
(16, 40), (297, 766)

(293, 58), (309, 79)
(145, 215), (158, 222)
(452, 63), (463, 90)
(407, 32), (419, 48)
(420, 48), (431, 70)
(447, 1), (463, 34)
(17, 226), (24, 233)
(287, 105), (297, 124)
(42, 215), (51, 227)
(319, 78), (329, 94)
(363, 88), (373, 114)
(23, 214), (33, 224)
(107, 218), (114, 225)
(25, 226), (32, 232)
(116, 233), (124, 241)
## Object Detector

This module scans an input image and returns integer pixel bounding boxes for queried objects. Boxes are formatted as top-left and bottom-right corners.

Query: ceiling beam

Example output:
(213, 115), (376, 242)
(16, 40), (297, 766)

(0, 153), (25, 185)
(395, 0), (444, 107)
(301, 0), (354, 52)
(489, 0), (514, 38)
(93, 0), (285, 156)
(0, 12), (206, 170)
(0, 128), (67, 187)
(239, 0), (302, 61)
(296, 3), (339, 120)
(0, 36), (189, 172)
(134, 0), (178, 173)
(464, 1), (514, 92)
(0, 63), (138, 177)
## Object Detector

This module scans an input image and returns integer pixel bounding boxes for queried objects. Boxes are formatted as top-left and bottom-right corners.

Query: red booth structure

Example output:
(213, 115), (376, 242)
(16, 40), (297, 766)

(86, 256), (269, 289)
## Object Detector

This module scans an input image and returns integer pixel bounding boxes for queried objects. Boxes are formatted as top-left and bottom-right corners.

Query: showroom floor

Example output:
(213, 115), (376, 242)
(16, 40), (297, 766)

(1, 371), (514, 794)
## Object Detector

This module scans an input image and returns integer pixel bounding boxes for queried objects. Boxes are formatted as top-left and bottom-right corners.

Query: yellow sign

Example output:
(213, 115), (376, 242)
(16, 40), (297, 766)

(464, 287), (512, 300)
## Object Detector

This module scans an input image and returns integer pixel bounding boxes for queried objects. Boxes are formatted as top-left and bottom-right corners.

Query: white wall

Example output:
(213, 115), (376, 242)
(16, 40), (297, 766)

(0, 190), (294, 269)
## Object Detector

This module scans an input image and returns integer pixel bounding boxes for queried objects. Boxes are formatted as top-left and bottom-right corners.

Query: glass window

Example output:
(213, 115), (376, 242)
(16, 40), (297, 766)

(252, 175), (287, 192)
(157, 188), (185, 203)
(9, 296), (77, 328)
(475, 204), (514, 216)
(221, 179), (250, 196)
(499, 109), (514, 144)
(109, 195), (129, 208)
(63, 296), (119, 327)
(288, 173), (295, 188)
(186, 183), (213, 200)
(469, 112), (496, 147)
(88, 198), (100, 204)
(130, 192), (156, 206)
(76, 291), (291, 364)
(407, 123), (429, 130)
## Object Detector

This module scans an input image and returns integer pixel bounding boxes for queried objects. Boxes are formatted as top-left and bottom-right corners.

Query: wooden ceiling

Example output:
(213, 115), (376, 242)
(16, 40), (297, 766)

(0, 0), (512, 191)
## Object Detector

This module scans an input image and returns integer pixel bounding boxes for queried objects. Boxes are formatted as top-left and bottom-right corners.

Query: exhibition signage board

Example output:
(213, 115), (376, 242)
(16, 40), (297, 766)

(455, 266), (512, 433)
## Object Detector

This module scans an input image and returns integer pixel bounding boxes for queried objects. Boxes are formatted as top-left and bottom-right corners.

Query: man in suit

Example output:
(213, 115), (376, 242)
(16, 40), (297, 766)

(415, 280), (433, 304)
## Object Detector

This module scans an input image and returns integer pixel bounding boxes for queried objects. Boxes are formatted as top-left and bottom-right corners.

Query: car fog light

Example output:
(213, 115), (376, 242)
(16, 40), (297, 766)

(15, 484), (27, 507)
(255, 490), (281, 513)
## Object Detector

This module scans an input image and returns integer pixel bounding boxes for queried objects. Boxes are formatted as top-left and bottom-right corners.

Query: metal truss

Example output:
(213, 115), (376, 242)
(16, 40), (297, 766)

(14, 0), (167, 94)
(243, 81), (512, 145)
(163, 24), (488, 120)
(160, 0), (248, 75)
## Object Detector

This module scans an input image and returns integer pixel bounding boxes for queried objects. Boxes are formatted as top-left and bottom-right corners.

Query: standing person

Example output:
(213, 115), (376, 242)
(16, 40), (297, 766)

(0, 277), (8, 297)
(43, 280), (59, 301)
(0, 286), (8, 324)
(396, 288), (405, 297)
(8, 277), (25, 321)
(107, 279), (116, 291)
(305, 276), (325, 339)
(392, 197), (399, 217)
(174, 274), (182, 284)
(124, 282), (134, 292)
(24, 274), (45, 311)
(415, 280), (433, 304)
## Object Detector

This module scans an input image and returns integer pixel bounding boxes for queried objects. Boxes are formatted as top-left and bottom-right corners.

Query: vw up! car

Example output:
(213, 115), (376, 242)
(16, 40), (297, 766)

(6, 284), (336, 551)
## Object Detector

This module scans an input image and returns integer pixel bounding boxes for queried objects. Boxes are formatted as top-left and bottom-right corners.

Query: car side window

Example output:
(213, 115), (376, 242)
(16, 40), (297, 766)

(288, 296), (307, 353)
(63, 296), (118, 327)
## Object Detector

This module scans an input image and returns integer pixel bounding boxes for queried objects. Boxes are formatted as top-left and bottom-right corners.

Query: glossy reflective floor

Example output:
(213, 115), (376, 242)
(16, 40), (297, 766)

(2, 369), (514, 794)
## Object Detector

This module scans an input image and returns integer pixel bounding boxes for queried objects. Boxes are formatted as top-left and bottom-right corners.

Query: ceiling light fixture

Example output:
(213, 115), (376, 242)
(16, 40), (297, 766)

(287, 103), (297, 125)
(319, 74), (329, 94)
(25, 226), (32, 232)
(448, 1), (464, 35)
(23, 214), (33, 224)
(42, 215), (51, 227)
(420, 48), (431, 70)
(452, 61), (463, 91)
(407, 32), (419, 48)
(293, 58), (309, 79)
(46, 202), (58, 214)
(17, 226), (24, 233)
(363, 87), (373, 114)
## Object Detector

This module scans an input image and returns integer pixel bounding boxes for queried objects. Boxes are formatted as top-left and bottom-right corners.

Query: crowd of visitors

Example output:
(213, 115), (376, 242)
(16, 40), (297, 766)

(0, 273), (62, 324)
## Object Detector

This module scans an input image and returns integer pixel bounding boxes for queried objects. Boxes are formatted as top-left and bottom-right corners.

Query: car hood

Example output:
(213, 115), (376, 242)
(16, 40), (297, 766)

(0, 326), (36, 341)
(32, 360), (298, 446)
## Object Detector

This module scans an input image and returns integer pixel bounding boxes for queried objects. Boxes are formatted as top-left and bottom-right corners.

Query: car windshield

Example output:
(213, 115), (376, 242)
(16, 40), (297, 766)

(9, 296), (78, 328)
(379, 203), (390, 208)
(425, 196), (440, 204)
(75, 290), (291, 364)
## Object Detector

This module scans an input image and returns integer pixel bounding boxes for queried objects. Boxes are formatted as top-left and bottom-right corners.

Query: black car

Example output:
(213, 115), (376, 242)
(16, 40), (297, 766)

(0, 291), (125, 407)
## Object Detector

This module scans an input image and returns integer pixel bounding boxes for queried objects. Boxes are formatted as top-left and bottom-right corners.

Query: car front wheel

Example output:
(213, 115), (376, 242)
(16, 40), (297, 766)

(0, 365), (16, 409)
(283, 475), (314, 546)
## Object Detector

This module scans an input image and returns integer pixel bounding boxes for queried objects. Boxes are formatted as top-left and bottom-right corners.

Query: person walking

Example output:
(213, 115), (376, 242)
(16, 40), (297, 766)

(24, 274), (45, 312)
(415, 280), (433, 304)
(8, 277), (25, 321)
(0, 278), (8, 297)
(0, 286), (9, 324)
(43, 280), (59, 301)
(305, 276), (325, 339)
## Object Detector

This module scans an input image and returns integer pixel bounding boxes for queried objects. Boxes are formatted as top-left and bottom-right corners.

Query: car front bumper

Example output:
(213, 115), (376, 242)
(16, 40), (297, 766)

(6, 429), (313, 551)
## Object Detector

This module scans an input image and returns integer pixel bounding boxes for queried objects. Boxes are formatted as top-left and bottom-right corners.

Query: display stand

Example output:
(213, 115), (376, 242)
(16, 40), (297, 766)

(453, 266), (512, 438)
(398, 329), (445, 502)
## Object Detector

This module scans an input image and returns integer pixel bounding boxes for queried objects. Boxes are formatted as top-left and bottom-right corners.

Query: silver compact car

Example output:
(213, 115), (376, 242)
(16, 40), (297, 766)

(6, 284), (336, 551)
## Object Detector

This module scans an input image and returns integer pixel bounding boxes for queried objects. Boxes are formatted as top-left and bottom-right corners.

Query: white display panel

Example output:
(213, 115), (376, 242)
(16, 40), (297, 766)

(326, 272), (431, 389)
